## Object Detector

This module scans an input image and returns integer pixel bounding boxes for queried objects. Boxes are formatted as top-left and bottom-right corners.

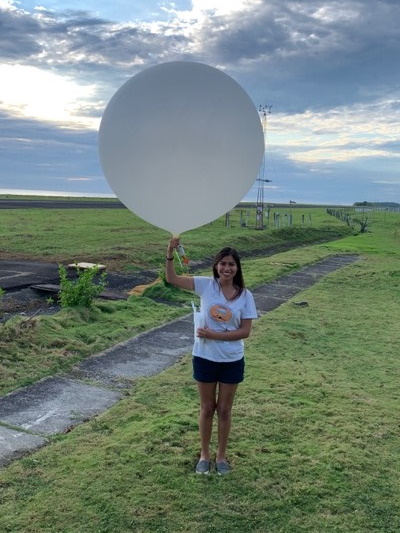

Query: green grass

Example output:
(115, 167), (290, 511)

(0, 298), (190, 396)
(0, 209), (399, 532)
(0, 243), (335, 398)
(0, 206), (351, 269)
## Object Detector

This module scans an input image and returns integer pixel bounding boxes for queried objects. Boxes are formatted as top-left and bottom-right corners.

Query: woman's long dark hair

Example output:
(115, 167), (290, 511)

(212, 247), (245, 299)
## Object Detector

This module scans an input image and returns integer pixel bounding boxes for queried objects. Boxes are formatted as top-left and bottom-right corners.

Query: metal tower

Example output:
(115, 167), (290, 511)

(256, 105), (272, 229)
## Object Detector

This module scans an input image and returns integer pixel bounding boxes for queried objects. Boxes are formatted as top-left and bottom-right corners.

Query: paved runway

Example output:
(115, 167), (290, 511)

(0, 199), (124, 209)
(0, 260), (60, 290)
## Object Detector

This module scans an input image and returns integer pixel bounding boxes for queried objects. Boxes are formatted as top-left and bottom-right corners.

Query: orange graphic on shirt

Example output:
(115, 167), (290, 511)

(209, 304), (233, 323)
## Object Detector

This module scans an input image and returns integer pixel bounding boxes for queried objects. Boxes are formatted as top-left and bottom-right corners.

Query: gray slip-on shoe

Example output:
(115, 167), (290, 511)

(195, 459), (211, 475)
(216, 461), (231, 475)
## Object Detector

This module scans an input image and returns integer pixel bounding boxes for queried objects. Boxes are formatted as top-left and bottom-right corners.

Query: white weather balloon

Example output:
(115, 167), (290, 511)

(99, 61), (264, 235)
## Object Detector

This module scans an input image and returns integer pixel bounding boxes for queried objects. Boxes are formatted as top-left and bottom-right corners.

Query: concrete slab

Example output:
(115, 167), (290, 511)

(252, 293), (287, 312)
(254, 281), (304, 300)
(73, 315), (194, 386)
(0, 426), (46, 467)
(303, 264), (345, 275)
(252, 254), (359, 307)
(300, 255), (359, 275)
(0, 377), (123, 435)
(0, 260), (60, 290)
(278, 272), (323, 285)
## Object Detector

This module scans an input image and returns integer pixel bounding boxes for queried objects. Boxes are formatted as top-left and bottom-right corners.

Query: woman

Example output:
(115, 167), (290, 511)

(166, 237), (257, 475)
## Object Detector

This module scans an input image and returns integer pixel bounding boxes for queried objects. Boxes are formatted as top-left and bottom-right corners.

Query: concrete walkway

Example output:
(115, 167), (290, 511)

(0, 254), (359, 467)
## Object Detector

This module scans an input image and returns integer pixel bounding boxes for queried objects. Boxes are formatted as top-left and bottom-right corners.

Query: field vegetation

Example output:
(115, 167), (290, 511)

(0, 205), (350, 269)
(0, 205), (399, 532)
(0, 206), (349, 395)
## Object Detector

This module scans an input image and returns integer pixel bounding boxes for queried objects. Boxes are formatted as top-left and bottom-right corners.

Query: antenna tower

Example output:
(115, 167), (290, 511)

(256, 105), (272, 229)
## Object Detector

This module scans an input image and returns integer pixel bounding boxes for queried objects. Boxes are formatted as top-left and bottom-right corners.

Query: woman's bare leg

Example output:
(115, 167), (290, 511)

(196, 381), (217, 460)
(216, 383), (238, 463)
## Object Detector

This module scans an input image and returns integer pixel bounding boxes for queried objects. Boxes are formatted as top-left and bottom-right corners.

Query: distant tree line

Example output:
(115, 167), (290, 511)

(353, 201), (400, 208)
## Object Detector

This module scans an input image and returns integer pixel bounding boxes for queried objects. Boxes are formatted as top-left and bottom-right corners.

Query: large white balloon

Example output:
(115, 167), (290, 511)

(99, 61), (264, 235)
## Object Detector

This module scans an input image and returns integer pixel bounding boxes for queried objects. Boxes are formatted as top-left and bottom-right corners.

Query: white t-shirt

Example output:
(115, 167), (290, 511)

(192, 276), (258, 362)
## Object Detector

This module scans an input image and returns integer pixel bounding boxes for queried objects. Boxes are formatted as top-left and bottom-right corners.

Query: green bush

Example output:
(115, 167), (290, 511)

(58, 264), (107, 308)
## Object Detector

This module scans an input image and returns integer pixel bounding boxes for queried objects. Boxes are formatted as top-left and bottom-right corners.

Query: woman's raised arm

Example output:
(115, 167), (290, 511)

(165, 237), (194, 291)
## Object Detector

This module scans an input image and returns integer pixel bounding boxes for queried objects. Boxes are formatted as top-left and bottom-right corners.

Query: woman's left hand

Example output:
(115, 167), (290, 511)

(196, 327), (210, 339)
(196, 319), (253, 341)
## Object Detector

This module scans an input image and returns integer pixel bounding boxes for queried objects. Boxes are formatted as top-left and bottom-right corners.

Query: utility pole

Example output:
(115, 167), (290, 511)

(256, 105), (272, 229)
(289, 200), (296, 227)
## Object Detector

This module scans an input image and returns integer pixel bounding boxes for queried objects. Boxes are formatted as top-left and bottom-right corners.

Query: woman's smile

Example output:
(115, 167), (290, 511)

(217, 256), (237, 280)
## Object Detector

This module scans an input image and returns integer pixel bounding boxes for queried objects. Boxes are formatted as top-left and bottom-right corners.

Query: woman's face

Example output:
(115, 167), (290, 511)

(216, 255), (238, 282)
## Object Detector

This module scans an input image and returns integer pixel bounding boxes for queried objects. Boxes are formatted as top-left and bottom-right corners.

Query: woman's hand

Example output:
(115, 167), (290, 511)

(165, 237), (194, 291)
(196, 327), (210, 339)
(167, 237), (180, 257)
(196, 319), (253, 341)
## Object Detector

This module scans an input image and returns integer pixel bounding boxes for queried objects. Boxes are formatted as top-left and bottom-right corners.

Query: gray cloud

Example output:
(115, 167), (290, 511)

(0, 111), (104, 193)
(2, 0), (398, 112)
(0, 8), (43, 59)
(0, 7), (187, 68)
(193, 0), (400, 111)
(0, 5), (190, 104)
(0, 0), (399, 203)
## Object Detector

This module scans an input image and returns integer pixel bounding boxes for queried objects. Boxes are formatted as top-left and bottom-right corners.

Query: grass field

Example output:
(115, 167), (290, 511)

(0, 205), (351, 269)
(0, 207), (399, 532)
(0, 206), (349, 395)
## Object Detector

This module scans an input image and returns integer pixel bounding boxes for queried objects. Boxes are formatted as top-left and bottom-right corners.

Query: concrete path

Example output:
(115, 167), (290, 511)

(0, 254), (359, 467)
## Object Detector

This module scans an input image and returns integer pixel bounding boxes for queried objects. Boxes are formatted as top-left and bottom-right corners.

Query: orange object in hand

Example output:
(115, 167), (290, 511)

(177, 244), (189, 265)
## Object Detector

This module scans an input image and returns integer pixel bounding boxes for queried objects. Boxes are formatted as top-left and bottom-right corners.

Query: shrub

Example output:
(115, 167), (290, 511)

(58, 264), (107, 308)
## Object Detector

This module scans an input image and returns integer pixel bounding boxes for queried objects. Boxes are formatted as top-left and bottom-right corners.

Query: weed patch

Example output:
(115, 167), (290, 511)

(58, 264), (107, 308)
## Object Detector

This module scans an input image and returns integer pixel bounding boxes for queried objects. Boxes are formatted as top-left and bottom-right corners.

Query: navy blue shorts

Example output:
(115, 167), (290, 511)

(193, 356), (245, 384)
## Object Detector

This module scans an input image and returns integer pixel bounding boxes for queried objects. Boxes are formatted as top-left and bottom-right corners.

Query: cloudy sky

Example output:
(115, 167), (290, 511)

(0, 0), (399, 205)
